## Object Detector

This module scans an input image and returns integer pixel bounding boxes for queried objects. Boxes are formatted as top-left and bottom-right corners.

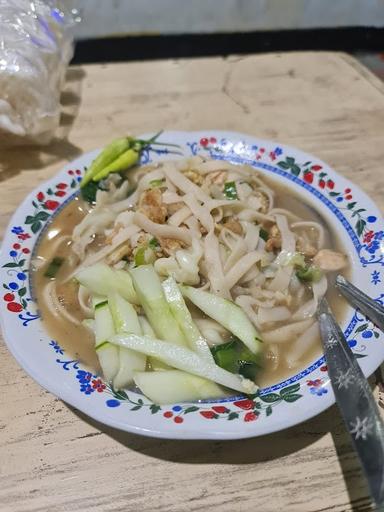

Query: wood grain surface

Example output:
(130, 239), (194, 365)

(1, 52), (384, 512)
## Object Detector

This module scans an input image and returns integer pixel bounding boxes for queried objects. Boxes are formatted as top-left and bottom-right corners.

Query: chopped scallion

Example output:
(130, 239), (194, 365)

(149, 237), (159, 249)
(224, 181), (238, 200)
(149, 179), (165, 188)
(296, 265), (323, 283)
(44, 257), (64, 278)
(259, 228), (269, 241)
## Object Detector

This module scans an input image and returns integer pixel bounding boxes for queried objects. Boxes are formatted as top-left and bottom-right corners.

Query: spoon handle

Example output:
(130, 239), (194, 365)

(318, 298), (384, 507)
(336, 275), (384, 332)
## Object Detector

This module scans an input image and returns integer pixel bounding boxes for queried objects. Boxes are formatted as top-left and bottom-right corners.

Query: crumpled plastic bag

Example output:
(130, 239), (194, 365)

(0, 0), (77, 146)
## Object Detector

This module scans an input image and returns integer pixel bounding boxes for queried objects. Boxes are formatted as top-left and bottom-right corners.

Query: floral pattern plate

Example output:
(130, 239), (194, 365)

(1, 130), (384, 440)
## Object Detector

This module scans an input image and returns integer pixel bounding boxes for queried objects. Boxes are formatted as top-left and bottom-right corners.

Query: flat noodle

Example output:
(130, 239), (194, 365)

(53, 155), (345, 389)
(285, 321), (320, 368)
(262, 319), (314, 344)
(204, 229), (230, 298)
(168, 206), (191, 227)
(224, 252), (262, 290)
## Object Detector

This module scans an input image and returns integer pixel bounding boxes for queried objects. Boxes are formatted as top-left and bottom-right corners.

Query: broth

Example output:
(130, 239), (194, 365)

(33, 174), (348, 388)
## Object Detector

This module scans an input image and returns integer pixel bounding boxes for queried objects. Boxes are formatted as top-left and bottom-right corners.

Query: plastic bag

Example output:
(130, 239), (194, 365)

(0, 1), (77, 146)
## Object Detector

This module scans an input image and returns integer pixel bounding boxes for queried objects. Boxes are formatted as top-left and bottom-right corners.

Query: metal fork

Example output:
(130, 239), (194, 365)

(336, 275), (384, 332)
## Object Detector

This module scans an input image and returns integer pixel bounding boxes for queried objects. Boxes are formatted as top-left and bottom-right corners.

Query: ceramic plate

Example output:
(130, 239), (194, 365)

(1, 131), (384, 440)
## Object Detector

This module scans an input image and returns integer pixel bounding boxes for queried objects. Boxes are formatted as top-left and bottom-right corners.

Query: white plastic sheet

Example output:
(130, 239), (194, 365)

(0, 1), (77, 146)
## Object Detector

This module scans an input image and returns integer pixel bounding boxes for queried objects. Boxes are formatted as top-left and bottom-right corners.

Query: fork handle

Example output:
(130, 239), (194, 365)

(336, 275), (384, 332)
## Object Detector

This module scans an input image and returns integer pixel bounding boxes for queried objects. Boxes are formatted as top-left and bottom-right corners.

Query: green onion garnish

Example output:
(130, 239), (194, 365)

(224, 181), (238, 200)
(44, 257), (64, 278)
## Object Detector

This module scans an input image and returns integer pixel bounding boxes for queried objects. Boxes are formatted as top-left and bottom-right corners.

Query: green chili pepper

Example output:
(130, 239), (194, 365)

(80, 131), (180, 189)
(92, 148), (140, 181)
(81, 137), (131, 187)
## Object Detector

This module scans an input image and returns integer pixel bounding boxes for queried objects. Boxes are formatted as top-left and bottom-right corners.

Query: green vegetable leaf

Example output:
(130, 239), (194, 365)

(296, 265), (322, 283)
(149, 179), (165, 188)
(80, 181), (100, 204)
(224, 181), (238, 200)
(260, 393), (281, 403)
(44, 257), (64, 278)
(259, 228), (269, 242)
(238, 360), (259, 381)
(149, 237), (159, 249)
(280, 383), (300, 397)
(282, 393), (302, 403)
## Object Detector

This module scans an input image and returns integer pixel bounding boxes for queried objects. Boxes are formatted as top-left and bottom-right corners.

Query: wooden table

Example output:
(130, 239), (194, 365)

(1, 52), (384, 512)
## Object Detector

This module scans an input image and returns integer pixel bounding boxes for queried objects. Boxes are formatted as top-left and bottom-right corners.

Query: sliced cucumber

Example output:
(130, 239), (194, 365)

(130, 264), (187, 347)
(76, 263), (139, 304)
(162, 277), (213, 363)
(180, 285), (262, 355)
(110, 333), (258, 394)
(93, 296), (119, 382)
(108, 293), (146, 390)
(138, 315), (171, 371)
(134, 370), (224, 404)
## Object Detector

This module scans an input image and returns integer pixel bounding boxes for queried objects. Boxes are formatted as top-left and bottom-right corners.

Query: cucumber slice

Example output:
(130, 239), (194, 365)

(108, 293), (146, 390)
(130, 265), (187, 347)
(110, 333), (258, 394)
(180, 285), (262, 355)
(138, 315), (171, 370)
(162, 277), (213, 363)
(134, 370), (224, 404)
(93, 296), (119, 382)
(76, 263), (139, 304)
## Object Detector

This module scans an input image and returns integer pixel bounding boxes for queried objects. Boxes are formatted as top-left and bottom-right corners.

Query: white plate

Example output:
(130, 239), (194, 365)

(1, 130), (384, 440)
